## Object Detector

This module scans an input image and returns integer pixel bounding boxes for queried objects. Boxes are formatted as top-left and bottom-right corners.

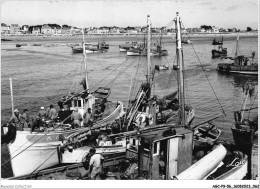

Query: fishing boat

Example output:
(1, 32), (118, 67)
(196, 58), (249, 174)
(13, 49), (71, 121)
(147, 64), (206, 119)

(1, 30), (124, 178)
(230, 82), (258, 179)
(182, 39), (192, 44)
(72, 43), (108, 54)
(212, 36), (223, 45)
(7, 13), (248, 181)
(126, 34), (168, 57)
(212, 46), (227, 59)
(99, 41), (109, 49)
(211, 36), (227, 58)
(217, 35), (258, 75)
(119, 41), (137, 52)
(155, 64), (169, 71)
(193, 114), (222, 145)
(16, 44), (27, 47)
(58, 14), (194, 165)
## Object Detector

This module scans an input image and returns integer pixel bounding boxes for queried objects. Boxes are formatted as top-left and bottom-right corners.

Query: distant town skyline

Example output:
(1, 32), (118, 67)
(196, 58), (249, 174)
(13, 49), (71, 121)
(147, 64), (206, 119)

(1, 0), (258, 30)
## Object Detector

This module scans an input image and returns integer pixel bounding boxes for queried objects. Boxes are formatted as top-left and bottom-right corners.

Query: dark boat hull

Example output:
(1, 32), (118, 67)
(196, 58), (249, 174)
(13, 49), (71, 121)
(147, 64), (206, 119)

(212, 49), (227, 59)
(231, 125), (255, 155)
(217, 63), (258, 75)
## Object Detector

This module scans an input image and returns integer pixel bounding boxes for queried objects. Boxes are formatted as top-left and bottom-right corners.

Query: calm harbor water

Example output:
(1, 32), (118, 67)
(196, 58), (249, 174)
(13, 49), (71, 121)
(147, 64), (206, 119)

(1, 35), (258, 178)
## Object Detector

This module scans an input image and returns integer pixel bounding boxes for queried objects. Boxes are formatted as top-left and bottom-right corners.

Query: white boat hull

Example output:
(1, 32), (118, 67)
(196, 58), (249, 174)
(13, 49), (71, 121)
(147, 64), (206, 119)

(126, 51), (142, 56)
(62, 144), (126, 164)
(119, 48), (127, 52)
(7, 101), (124, 177)
(176, 144), (227, 180)
(228, 70), (258, 75)
(8, 139), (60, 177)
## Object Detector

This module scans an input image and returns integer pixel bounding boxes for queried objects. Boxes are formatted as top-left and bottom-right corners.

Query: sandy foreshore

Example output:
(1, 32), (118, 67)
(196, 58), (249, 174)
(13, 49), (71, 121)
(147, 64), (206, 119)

(1, 31), (258, 43)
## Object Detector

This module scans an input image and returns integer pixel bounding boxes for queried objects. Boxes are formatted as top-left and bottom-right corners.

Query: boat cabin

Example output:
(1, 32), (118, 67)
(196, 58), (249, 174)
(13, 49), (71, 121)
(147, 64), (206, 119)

(70, 94), (95, 117)
(126, 126), (193, 179)
(234, 56), (251, 66)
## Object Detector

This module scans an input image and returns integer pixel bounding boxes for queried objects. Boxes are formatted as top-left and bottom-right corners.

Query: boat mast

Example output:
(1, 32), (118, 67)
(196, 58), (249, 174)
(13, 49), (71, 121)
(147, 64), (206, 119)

(82, 27), (89, 93)
(235, 34), (239, 58)
(175, 12), (186, 126)
(147, 15), (151, 86)
(10, 78), (14, 116)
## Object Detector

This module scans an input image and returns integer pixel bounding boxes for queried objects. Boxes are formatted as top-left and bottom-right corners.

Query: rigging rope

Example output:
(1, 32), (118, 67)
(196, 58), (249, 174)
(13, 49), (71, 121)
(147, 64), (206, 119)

(107, 58), (138, 89)
(89, 57), (132, 91)
(181, 22), (226, 116)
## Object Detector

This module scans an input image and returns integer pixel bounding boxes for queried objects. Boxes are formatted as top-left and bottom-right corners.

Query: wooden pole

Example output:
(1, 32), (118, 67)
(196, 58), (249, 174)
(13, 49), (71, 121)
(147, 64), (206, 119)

(10, 78), (14, 116)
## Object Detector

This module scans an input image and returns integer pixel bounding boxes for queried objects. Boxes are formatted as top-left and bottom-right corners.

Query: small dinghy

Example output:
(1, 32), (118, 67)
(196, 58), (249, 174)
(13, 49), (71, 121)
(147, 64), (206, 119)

(155, 64), (169, 71)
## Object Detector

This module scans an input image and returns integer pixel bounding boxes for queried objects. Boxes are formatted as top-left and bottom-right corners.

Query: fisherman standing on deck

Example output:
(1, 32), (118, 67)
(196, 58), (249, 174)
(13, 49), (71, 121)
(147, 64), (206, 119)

(21, 109), (30, 128)
(88, 148), (104, 180)
(83, 108), (93, 128)
(71, 108), (82, 128)
(9, 109), (23, 131)
(48, 104), (57, 120)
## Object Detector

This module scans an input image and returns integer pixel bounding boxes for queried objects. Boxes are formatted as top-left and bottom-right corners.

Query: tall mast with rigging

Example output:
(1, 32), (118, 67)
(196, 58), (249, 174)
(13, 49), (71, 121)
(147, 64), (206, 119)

(147, 15), (151, 86)
(235, 34), (239, 58)
(175, 12), (186, 126)
(82, 27), (89, 93)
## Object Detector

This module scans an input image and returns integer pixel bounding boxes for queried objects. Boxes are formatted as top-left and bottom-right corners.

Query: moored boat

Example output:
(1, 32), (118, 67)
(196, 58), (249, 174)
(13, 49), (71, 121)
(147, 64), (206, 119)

(212, 46), (227, 59)
(72, 43), (108, 54)
(212, 37), (223, 45)
(217, 35), (258, 75)
(119, 41), (137, 52)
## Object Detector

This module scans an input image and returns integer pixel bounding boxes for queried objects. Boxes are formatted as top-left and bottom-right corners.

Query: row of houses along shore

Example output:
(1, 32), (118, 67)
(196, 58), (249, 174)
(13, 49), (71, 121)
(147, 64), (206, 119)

(1, 23), (247, 36)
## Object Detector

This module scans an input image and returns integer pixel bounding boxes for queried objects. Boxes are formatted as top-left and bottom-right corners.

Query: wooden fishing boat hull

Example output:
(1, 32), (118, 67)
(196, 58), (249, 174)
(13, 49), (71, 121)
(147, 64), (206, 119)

(155, 65), (169, 71)
(194, 124), (221, 144)
(85, 48), (107, 54)
(206, 152), (248, 180)
(126, 50), (144, 56)
(230, 124), (255, 155)
(7, 153), (126, 180)
(61, 143), (126, 163)
(7, 139), (61, 177)
(5, 101), (124, 177)
(175, 144), (227, 180)
(16, 44), (27, 47)
(218, 63), (258, 75)
(212, 41), (223, 45)
(72, 47), (83, 53)
(212, 49), (227, 59)
(72, 47), (107, 54)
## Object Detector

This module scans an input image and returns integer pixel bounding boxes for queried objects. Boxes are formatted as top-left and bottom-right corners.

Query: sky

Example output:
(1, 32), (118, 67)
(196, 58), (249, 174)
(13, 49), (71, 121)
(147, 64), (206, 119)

(0, 0), (258, 30)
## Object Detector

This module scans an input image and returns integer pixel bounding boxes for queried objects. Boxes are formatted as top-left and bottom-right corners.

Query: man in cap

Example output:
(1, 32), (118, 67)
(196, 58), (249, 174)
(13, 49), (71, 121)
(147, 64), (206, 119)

(71, 108), (82, 128)
(9, 109), (23, 131)
(38, 107), (46, 119)
(88, 148), (104, 180)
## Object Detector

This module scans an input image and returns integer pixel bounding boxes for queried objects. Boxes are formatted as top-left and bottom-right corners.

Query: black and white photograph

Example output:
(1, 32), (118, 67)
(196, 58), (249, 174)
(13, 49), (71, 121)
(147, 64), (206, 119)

(1, 0), (258, 188)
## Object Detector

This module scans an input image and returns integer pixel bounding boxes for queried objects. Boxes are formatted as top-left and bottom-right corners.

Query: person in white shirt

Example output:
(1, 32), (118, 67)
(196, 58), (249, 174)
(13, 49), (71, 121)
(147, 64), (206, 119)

(88, 148), (104, 180)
